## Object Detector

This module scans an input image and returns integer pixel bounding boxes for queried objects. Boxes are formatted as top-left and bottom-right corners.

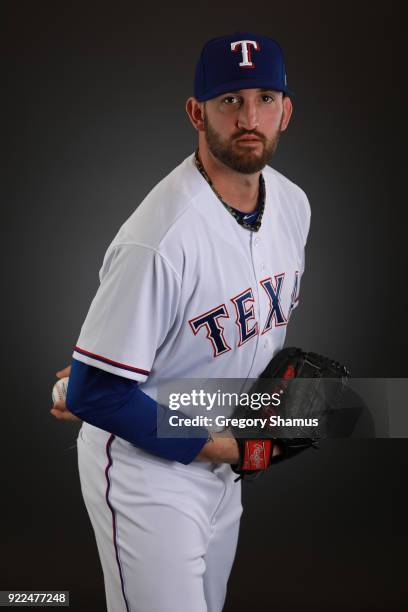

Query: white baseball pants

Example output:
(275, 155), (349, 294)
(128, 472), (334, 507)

(77, 423), (242, 612)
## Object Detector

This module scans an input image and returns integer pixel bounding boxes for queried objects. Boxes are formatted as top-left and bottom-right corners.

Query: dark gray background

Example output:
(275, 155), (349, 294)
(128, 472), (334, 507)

(3, 1), (406, 610)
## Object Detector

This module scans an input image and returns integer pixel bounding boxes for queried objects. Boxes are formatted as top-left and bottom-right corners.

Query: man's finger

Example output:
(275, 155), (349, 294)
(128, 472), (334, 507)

(272, 442), (282, 457)
(50, 409), (80, 422)
(53, 400), (67, 411)
(50, 407), (63, 419)
(56, 365), (71, 378)
(50, 404), (80, 421)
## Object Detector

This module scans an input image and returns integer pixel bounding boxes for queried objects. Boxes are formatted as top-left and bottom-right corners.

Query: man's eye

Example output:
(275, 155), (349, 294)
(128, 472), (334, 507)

(262, 95), (274, 102)
(222, 96), (239, 105)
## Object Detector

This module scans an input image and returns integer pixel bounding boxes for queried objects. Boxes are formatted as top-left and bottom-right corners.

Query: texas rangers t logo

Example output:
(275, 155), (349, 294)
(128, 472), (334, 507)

(189, 305), (232, 357)
(230, 39), (260, 68)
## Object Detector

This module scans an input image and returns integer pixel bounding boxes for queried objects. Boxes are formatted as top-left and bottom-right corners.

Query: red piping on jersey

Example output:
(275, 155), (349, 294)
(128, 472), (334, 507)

(74, 345), (150, 376)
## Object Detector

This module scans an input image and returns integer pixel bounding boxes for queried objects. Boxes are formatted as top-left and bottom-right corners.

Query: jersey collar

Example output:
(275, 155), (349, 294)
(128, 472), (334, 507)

(194, 149), (265, 232)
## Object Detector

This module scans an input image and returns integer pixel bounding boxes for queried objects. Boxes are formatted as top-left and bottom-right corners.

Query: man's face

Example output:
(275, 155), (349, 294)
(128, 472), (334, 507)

(203, 88), (287, 174)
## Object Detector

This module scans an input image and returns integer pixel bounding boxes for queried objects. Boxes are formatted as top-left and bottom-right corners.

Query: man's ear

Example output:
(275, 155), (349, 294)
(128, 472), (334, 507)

(186, 97), (205, 132)
(280, 95), (293, 132)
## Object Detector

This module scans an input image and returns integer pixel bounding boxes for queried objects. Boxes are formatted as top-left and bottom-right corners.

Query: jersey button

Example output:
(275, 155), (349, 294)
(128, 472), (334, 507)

(254, 237), (260, 246)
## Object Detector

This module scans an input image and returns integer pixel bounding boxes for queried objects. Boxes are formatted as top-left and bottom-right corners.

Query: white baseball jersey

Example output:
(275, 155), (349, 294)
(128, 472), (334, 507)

(73, 152), (310, 401)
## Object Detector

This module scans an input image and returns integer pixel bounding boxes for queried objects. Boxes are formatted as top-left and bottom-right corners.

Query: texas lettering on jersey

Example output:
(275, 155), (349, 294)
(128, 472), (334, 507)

(189, 271), (300, 358)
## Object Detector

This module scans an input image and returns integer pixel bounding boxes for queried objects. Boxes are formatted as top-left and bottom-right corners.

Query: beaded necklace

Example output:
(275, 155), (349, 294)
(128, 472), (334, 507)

(194, 150), (265, 232)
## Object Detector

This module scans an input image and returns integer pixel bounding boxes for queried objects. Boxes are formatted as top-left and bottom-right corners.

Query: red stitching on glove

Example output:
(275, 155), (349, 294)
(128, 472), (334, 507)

(283, 364), (296, 380)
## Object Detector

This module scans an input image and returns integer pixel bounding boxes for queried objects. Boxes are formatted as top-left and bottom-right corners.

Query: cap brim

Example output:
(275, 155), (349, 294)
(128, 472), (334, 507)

(196, 77), (293, 101)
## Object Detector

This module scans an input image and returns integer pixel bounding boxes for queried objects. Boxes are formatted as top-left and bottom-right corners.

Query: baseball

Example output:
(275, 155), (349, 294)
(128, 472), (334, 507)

(52, 377), (69, 404)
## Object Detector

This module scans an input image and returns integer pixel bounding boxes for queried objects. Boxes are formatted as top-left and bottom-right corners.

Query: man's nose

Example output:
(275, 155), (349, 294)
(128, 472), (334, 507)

(237, 101), (259, 131)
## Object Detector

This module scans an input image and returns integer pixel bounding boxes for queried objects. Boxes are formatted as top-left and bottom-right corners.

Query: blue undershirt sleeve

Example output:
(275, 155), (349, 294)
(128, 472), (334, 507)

(66, 359), (208, 465)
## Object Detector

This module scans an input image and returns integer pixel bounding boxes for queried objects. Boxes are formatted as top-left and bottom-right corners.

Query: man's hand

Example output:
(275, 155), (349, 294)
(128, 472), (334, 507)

(197, 431), (282, 464)
(50, 365), (81, 422)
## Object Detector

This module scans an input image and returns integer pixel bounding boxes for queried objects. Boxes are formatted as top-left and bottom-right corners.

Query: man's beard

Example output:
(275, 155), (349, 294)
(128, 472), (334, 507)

(203, 112), (283, 174)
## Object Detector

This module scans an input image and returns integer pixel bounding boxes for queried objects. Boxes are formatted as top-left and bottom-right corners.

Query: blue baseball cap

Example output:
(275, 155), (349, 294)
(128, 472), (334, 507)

(194, 32), (292, 101)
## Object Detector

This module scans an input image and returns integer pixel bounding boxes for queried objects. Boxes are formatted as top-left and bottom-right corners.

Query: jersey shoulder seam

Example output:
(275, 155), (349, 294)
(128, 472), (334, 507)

(129, 181), (206, 246)
(106, 241), (183, 284)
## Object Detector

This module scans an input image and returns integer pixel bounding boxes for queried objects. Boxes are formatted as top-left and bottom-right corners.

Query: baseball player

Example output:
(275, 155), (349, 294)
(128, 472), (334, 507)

(52, 32), (310, 612)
